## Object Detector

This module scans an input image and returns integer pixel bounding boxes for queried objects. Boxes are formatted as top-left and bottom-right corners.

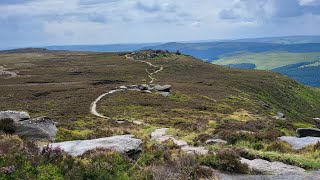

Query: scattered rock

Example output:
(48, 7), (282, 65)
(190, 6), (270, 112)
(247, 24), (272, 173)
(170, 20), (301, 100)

(240, 158), (305, 175)
(15, 117), (58, 141)
(158, 92), (170, 97)
(297, 128), (320, 137)
(49, 135), (142, 157)
(206, 138), (227, 145)
(279, 136), (320, 149)
(181, 146), (208, 155)
(119, 85), (127, 89)
(272, 112), (287, 120)
(0, 111), (30, 122)
(138, 84), (150, 90)
(132, 121), (143, 125)
(151, 128), (208, 155)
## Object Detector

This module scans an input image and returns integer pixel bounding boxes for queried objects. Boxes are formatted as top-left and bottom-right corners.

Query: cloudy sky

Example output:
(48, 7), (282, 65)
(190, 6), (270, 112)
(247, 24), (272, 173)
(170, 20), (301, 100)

(1, 0), (320, 49)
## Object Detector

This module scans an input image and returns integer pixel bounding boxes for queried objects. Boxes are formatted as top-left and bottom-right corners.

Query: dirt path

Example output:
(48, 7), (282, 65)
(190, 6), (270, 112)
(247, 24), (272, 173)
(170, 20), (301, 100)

(90, 54), (163, 119)
(125, 54), (163, 83)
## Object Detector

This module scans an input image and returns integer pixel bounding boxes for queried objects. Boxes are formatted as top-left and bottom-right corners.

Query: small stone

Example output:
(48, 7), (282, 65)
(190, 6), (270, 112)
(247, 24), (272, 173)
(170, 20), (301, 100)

(206, 138), (227, 145)
(132, 121), (143, 125)
(159, 92), (170, 97)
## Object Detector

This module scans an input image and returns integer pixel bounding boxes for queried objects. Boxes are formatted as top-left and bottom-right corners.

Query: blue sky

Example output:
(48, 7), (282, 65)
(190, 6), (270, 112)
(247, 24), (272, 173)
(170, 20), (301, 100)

(1, 0), (320, 49)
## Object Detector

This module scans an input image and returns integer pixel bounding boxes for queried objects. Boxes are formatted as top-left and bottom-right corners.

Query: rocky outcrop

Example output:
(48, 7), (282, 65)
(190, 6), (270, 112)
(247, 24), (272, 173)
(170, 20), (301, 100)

(49, 135), (142, 157)
(297, 128), (320, 137)
(279, 136), (320, 149)
(0, 111), (57, 141)
(0, 111), (30, 122)
(15, 117), (58, 141)
(151, 128), (208, 155)
(240, 158), (305, 175)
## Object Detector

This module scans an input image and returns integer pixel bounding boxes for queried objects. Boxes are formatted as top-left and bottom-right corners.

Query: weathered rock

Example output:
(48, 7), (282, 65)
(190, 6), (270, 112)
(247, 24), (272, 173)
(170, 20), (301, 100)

(49, 135), (142, 156)
(206, 138), (227, 145)
(132, 121), (143, 125)
(158, 92), (170, 97)
(0, 111), (30, 122)
(241, 158), (305, 175)
(154, 85), (171, 92)
(297, 128), (320, 137)
(138, 84), (151, 90)
(314, 118), (320, 128)
(272, 112), (287, 121)
(151, 128), (208, 155)
(279, 136), (320, 149)
(181, 146), (208, 155)
(15, 117), (58, 141)
(218, 171), (320, 180)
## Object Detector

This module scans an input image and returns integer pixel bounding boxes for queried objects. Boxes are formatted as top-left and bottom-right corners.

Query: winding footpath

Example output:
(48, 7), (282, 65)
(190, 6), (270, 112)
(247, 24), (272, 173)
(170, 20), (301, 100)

(90, 54), (163, 119)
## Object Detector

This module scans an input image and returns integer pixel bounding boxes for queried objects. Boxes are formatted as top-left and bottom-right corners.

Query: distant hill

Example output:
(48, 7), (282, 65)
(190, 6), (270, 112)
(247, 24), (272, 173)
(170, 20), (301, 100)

(143, 42), (320, 61)
(273, 61), (320, 87)
(214, 52), (320, 70)
(46, 43), (161, 52)
(227, 36), (320, 44)
(0, 48), (49, 54)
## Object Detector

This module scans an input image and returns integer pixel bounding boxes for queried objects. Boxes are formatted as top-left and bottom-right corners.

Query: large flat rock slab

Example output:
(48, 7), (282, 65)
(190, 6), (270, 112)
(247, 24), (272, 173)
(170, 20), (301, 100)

(49, 135), (142, 156)
(241, 158), (305, 175)
(279, 136), (320, 149)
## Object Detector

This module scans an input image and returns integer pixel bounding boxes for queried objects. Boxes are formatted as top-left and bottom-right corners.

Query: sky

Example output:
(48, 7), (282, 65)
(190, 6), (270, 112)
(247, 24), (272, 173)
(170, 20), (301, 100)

(1, 0), (320, 49)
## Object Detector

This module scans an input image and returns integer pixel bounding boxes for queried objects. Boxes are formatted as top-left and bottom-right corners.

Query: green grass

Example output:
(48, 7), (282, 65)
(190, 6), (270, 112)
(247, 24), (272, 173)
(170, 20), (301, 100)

(214, 51), (320, 70)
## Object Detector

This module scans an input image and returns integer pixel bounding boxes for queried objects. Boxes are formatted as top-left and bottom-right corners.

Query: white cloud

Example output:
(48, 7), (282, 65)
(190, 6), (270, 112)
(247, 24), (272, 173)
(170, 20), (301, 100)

(0, 0), (319, 48)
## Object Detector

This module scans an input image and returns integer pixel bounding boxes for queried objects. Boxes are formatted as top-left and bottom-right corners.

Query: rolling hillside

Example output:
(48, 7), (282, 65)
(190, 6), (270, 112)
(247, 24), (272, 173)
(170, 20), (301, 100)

(1, 49), (320, 179)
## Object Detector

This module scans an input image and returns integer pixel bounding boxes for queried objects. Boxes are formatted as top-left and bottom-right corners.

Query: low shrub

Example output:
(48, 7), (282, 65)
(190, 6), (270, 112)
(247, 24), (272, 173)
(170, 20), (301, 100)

(151, 155), (214, 180)
(0, 118), (16, 134)
(198, 149), (249, 174)
(265, 141), (292, 153)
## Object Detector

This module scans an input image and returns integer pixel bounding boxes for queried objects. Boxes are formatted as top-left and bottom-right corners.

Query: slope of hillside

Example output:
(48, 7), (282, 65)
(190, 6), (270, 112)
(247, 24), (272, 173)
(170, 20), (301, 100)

(1, 50), (320, 178)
